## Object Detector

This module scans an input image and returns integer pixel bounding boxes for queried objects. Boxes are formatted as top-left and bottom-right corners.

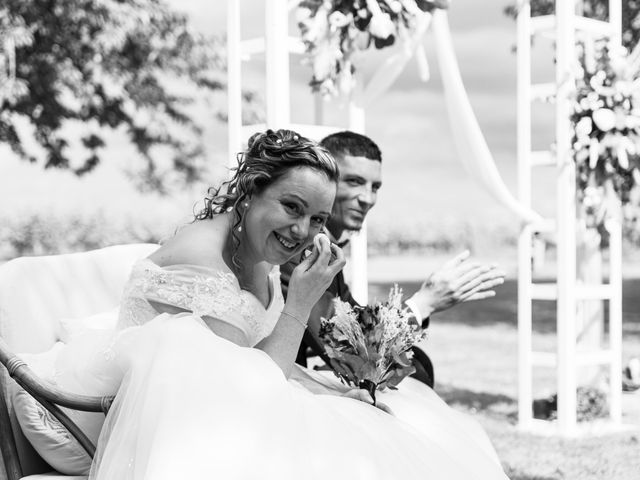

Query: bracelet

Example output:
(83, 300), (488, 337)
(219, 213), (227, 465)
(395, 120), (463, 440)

(281, 310), (308, 329)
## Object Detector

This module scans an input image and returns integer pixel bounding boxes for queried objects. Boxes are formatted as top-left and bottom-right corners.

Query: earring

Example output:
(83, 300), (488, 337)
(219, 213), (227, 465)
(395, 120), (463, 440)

(243, 202), (249, 208)
(237, 225), (242, 232)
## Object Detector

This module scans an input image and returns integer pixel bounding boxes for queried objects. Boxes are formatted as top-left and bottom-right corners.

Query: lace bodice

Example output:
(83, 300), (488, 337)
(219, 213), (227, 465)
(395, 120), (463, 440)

(117, 259), (284, 347)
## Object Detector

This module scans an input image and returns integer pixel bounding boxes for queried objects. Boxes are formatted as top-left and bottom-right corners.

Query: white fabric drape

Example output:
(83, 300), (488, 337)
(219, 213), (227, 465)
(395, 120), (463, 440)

(432, 10), (542, 223)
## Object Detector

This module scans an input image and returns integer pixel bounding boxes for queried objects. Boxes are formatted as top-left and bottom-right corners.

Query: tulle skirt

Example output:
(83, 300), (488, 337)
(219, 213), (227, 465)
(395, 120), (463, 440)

(70, 313), (508, 479)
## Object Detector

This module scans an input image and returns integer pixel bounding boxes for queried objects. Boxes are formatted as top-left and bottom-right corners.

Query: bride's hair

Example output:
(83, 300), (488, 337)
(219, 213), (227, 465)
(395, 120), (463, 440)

(194, 128), (339, 268)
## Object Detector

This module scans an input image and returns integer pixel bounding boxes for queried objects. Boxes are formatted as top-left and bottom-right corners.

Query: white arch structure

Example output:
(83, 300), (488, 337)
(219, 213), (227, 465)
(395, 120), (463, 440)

(517, 0), (624, 436)
(227, 1), (537, 305)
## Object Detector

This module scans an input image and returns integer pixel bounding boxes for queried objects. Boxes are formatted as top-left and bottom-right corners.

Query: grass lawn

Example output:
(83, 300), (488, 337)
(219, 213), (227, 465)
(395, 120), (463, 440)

(370, 278), (640, 480)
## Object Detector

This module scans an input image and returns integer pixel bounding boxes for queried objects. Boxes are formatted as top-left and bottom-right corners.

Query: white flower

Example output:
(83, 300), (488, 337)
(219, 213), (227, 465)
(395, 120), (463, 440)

(615, 110), (629, 130)
(575, 116), (593, 138)
(299, 5), (330, 44)
(617, 143), (629, 169)
(383, 0), (403, 14)
(587, 91), (600, 103)
(352, 30), (371, 50)
(295, 7), (313, 24)
(609, 47), (628, 76)
(312, 40), (341, 81)
(337, 68), (356, 94)
(368, 12), (395, 39)
(589, 138), (600, 169)
(318, 78), (337, 98)
(387, 284), (404, 310)
(583, 186), (603, 208)
(626, 115), (640, 130)
(328, 11), (351, 30)
(622, 136), (637, 155)
(592, 108), (616, 132)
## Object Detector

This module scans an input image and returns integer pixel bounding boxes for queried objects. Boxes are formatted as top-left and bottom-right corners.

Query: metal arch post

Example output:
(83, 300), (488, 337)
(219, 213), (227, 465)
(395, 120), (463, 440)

(227, 0), (243, 168)
(265, 0), (291, 128)
(348, 81), (368, 305)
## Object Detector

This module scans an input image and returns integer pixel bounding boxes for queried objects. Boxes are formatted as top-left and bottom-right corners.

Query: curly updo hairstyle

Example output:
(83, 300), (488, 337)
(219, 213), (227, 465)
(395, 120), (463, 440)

(195, 129), (339, 268)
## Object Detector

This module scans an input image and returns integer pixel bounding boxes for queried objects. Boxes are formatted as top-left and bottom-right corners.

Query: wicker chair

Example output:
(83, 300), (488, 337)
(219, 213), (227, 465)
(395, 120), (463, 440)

(0, 244), (158, 480)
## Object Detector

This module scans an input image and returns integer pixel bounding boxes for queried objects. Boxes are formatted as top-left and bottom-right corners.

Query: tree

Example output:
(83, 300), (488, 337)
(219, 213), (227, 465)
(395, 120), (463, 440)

(504, 1), (640, 51)
(0, 0), (256, 192)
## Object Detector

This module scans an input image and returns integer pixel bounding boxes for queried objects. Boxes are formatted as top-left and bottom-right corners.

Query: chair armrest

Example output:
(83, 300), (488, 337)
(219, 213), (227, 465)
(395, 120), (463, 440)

(0, 336), (114, 458)
(0, 382), (22, 480)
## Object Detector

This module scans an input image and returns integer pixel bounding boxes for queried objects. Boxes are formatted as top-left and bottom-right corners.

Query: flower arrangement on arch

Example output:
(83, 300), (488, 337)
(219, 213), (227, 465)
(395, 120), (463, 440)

(571, 41), (640, 226)
(296, 0), (449, 98)
(318, 284), (427, 403)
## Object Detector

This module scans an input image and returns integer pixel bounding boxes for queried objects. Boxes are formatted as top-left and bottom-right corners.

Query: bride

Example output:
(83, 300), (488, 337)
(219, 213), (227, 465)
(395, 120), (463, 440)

(59, 129), (509, 479)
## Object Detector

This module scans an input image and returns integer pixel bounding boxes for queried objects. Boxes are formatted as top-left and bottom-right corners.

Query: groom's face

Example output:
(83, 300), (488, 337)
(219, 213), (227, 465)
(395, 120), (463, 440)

(328, 155), (382, 234)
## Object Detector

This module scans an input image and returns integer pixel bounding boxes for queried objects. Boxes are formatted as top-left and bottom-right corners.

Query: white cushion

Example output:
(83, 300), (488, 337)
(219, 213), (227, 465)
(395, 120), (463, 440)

(58, 308), (119, 344)
(10, 383), (91, 475)
(0, 243), (158, 354)
(10, 343), (102, 475)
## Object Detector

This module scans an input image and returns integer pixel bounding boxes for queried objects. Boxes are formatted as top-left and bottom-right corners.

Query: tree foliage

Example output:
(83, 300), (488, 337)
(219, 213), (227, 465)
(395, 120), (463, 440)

(504, 1), (640, 50)
(0, 0), (248, 192)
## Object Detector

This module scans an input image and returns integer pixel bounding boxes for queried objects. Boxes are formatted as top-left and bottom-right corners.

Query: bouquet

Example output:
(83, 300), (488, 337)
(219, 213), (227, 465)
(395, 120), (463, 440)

(318, 285), (427, 403)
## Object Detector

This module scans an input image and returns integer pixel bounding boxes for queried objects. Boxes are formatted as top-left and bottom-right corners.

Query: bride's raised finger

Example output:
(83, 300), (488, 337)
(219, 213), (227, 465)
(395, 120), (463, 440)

(296, 245), (320, 272)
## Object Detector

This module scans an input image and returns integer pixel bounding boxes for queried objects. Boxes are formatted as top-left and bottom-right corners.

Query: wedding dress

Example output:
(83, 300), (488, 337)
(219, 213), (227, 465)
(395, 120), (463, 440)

(56, 258), (509, 479)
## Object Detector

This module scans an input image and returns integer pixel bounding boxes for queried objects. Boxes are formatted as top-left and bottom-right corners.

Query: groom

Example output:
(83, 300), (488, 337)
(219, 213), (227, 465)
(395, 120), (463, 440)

(283, 131), (505, 385)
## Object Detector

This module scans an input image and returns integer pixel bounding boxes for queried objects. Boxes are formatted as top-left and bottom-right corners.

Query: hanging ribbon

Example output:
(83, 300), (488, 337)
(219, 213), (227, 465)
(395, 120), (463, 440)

(432, 10), (542, 223)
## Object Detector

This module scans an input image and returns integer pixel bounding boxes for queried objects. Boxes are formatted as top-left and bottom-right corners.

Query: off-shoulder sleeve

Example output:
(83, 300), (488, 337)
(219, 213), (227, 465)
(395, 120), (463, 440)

(136, 261), (243, 316)
(118, 260), (248, 330)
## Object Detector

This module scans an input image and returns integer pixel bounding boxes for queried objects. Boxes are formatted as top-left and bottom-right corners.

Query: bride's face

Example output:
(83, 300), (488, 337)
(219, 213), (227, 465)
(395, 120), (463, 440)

(242, 166), (336, 265)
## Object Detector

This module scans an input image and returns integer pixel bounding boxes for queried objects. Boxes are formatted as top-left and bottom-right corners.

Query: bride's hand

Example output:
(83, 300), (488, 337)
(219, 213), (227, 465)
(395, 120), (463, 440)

(286, 234), (346, 315)
(342, 389), (394, 415)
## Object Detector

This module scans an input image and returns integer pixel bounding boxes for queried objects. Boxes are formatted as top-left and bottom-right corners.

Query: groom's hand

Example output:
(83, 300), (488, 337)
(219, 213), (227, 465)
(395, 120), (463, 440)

(408, 250), (505, 318)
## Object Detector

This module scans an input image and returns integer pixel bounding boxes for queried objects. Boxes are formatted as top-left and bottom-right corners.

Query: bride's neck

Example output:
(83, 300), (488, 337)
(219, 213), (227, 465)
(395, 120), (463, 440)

(222, 215), (264, 289)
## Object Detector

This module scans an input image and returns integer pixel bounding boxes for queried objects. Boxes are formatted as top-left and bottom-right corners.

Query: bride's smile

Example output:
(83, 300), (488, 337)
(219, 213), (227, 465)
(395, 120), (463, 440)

(242, 167), (336, 266)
